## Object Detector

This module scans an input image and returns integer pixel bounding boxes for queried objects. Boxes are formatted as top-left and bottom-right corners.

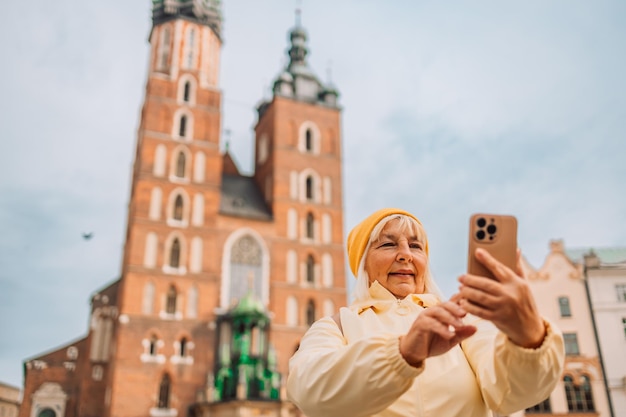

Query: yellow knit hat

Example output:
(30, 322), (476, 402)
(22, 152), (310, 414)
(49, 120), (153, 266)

(346, 208), (428, 277)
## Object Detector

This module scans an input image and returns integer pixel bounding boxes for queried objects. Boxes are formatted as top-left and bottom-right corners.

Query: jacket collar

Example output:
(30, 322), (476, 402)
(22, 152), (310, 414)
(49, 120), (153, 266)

(352, 281), (441, 314)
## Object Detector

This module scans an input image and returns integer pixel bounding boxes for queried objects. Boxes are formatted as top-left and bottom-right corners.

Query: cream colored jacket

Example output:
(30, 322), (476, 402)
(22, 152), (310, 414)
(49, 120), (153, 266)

(287, 282), (564, 417)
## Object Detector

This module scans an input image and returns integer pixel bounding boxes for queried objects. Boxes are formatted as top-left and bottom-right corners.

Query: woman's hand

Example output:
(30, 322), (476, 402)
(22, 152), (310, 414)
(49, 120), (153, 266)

(399, 301), (477, 367)
(457, 248), (546, 348)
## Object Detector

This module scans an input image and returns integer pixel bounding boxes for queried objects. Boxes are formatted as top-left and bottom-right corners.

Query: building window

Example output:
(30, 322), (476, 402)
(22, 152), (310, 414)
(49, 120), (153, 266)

(158, 374), (171, 409)
(563, 333), (579, 356)
(37, 409), (56, 417)
(166, 285), (177, 314)
(526, 397), (551, 413)
(179, 115), (187, 137)
(183, 81), (191, 102)
(305, 176), (313, 200)
(175, 152), (186, 178)
(180, 337), (188, 357)
(306, 299), (316, 326)
(622, 318), (626, 338)
(170, 238), (181, 268)
(616, 284), (626, 302)
(305, 128), (313, 152)
(229, 235), (263, 304)
(149, 335), (159, 356)
(158, 27), (171, 70)
(306, 212), (314, 239)
(66, 346), (78, 360)
(306, 255), (315, 284)
(558, 296), (571, 317)
(173, 195), (184, 221)
(564, 375), (595, 412)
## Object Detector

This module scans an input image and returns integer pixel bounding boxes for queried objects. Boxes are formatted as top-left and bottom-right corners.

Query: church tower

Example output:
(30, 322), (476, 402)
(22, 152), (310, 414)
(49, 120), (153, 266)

(18, 3), (346, 417)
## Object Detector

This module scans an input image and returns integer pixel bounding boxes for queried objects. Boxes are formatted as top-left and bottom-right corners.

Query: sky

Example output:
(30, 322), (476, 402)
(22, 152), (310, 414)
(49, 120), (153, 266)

(1, 0), (625, 388)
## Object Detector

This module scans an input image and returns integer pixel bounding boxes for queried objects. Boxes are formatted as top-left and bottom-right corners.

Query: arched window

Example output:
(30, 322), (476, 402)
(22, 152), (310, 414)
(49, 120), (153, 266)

(229, 235), (263, 304)
(305, 176), (313, 200)
(185, 28), (196, 68)
(183, 81), (191, 102)
(159, 27), (171, 70)
(166, 285), (177, 315)
(170, 238), (181, 268)
(305, 129), (313, 152)
(149, 335), (158, 356)
(37, 409), (56, 417)
(306, 255), (315, 284)
(306, 299), (316, 326)
(564, 375), (595, 412)
(175, 152), (186, 178)
(306, 212), (314, 239)
(179, 115), (187, 138)
(173, 195), (184, 221)
(180, 337), (188, 357)
(158, 374), (171, 409)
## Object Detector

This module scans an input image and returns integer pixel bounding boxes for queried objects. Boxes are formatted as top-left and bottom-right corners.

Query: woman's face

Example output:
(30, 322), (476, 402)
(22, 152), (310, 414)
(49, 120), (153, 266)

(364, 218), (428, 298)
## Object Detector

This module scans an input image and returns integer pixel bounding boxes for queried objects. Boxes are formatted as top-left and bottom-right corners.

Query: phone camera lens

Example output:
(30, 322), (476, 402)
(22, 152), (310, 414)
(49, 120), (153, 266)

(476, 230), (485, 240)
(477, 218), (486, 227)
(487, 224), (497, 235)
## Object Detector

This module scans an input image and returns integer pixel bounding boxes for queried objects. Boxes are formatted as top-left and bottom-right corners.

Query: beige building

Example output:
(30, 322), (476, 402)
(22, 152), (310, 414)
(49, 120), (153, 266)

(574, 247), (626, 417)
(0, 381), (21, 417)
(519, 240), (611, 416)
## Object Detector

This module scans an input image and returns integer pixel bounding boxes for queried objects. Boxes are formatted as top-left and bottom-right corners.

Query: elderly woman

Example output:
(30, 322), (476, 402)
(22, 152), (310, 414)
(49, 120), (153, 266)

(287, 208), (564, 417)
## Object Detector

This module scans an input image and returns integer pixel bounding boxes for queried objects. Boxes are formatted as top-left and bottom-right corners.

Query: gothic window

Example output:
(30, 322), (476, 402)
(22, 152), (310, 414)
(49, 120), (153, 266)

(149, 335), (158, 356)
(306, 212), (314, 239)
(158, 374), (171, 409)
(306, 299), (316, 326)
(180, 337), (188, 357)
(616, 284), (626, 302)
(166, 285), (177, 314)
(37, 409), (56, 417)
(305, 128), (313, 152)
(185, 28), (196, 69)
(179, 115), (187, 138)
(66, 346), (78, 360)
(298, 122), (320, 154)
(175, 152), (186, 178)
(306, 255), (315, 284)
(305, 176), (313, 200)
(170, 238), (181, 268)
(558, 296), (571, 317)
(229, 235), (263, 304)
(622, 317), (626, 338)
(159, 27), (171, 70)
(149, 187), (162, 220)
(526, 397), (551, 413)
(173, 195), (184, 221)
(183, 81), (191, 102)
(563, 333), (580, 356)
(564, 375), (595, 412)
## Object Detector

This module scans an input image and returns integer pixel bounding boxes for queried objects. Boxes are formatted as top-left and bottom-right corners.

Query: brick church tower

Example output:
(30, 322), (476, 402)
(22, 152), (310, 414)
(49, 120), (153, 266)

(19, 2), (346, 417)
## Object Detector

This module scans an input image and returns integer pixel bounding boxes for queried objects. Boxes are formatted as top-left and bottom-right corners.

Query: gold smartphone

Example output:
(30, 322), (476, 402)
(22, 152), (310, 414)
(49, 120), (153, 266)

(467, 213), (518, 279)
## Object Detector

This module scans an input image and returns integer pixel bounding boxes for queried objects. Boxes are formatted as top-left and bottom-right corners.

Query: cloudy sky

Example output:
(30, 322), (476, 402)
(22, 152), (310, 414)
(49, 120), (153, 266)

(1, 0), (625, 388)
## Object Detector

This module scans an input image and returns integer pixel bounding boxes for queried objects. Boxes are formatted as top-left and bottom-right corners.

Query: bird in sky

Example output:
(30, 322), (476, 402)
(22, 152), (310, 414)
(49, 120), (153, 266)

(82, 232), (94, 240)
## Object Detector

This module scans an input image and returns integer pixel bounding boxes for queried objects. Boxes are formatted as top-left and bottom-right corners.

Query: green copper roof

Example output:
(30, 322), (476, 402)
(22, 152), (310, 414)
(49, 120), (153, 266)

(566, 247), (626, 264)
(231, 291), (267, 317)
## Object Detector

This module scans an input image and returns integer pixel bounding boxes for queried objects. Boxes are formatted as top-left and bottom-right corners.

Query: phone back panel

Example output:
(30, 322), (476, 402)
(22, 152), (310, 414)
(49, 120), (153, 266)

(467, 213), (518, 279)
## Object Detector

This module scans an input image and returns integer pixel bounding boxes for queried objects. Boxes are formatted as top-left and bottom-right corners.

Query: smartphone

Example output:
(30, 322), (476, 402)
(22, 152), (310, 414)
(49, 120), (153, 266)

(467, 213), (518, 279)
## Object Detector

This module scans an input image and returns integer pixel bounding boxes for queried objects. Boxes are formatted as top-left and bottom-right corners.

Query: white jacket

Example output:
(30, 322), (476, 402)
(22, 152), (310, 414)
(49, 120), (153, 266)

(288, 281), (564, 417)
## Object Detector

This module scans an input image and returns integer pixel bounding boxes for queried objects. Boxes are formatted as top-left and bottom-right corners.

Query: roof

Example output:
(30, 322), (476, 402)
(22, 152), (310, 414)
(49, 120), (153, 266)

(219, 174), (272, 221)
(565, 247), (626, 265)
